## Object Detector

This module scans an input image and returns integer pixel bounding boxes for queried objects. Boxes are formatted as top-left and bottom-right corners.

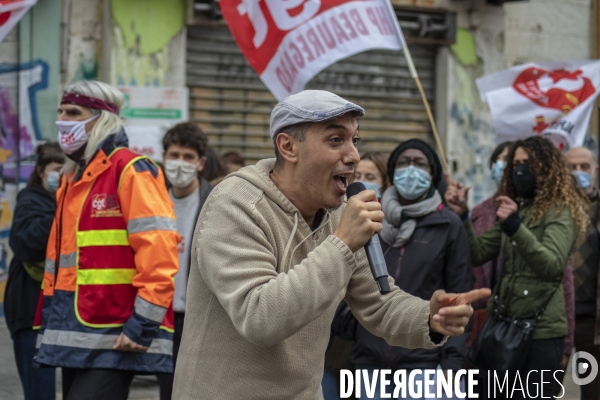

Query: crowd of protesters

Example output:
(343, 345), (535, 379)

(2, 80), (600, 400)
(324, 138), (597, 399)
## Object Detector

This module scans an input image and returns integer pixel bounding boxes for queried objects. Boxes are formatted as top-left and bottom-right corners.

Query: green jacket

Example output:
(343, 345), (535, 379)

(465, 201), (577, 340)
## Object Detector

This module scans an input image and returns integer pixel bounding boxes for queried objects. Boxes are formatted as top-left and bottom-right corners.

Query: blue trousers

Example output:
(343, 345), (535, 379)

(322, 368), (340, 400)
(13, 329), (56, 400)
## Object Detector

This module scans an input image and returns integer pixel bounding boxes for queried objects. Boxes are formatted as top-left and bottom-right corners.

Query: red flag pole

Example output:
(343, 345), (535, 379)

(383, 0), (449, 172)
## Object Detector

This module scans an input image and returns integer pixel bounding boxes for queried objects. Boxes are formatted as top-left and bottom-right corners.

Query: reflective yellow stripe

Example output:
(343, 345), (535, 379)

(77, 230), (129, 247)
(77, 268), (136, 285)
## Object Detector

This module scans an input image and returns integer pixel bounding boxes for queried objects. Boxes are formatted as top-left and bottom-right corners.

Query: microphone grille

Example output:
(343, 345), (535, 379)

(346, 181), (366, 199)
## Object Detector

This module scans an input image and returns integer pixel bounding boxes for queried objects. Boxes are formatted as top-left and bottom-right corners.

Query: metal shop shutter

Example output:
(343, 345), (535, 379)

(187, 23), (435, 164)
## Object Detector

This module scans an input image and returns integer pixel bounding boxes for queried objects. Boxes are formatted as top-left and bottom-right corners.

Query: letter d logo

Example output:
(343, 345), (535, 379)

(572, 351), (599, 386)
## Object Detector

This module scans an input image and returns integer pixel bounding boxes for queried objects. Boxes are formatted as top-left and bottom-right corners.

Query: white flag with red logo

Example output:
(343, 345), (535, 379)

(0, 0), (37, 43)
(220, 0), (405, 100)
(477, 61), (600, 150)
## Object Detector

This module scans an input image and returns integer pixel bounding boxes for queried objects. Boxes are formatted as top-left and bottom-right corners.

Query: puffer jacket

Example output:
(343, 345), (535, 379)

(351, 205), (473, 371)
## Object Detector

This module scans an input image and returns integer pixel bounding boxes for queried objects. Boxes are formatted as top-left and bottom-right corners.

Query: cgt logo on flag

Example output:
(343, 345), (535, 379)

(477, 61), (600, 149)
(513, 67), (596, 113)
(221, 0), (405, 100)
(0, 0), (37, 43)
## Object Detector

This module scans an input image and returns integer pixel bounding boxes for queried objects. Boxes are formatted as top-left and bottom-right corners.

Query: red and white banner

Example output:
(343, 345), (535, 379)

(221, 0), (405, 100)
(0, 0), (36, 43)
(477, 61), (600, 149)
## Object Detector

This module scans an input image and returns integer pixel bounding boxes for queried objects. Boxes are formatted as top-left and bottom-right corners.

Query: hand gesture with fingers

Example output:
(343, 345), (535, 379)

(496, 196), (518, 222)
(444, 173), (470, 216)
(429, 288), (492, 336)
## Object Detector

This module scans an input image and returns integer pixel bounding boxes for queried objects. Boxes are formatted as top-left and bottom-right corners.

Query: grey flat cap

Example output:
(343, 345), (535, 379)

(270, 90), (365, 140)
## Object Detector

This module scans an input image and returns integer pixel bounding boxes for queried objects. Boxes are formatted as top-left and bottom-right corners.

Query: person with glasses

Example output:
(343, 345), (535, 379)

(350, 139), (474, 399)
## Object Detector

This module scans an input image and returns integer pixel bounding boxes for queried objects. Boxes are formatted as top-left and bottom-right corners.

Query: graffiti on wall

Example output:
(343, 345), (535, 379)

(71, 56), (99, 83)
(110, 0), (184, 87)
(447, 28), (498, 206)
(0, 60), (49, 317)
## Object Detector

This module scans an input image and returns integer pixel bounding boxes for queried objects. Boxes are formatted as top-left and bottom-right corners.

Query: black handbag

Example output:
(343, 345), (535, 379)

(468, 243), (559, 372)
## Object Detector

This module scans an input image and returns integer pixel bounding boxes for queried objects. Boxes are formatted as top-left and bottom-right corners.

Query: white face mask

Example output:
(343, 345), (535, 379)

(165, 159), (198, 189)
(56, 115), (98, 154)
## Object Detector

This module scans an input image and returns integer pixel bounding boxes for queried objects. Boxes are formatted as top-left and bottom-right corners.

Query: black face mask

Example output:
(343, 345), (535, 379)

(512, 164), (536, 198)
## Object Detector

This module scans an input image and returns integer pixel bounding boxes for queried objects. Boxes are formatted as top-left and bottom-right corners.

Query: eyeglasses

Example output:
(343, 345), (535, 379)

(395, 158), (430, 171)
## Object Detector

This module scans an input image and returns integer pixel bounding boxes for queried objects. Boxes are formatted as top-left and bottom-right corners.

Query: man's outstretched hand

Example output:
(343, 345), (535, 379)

(429, 289), (492, 336)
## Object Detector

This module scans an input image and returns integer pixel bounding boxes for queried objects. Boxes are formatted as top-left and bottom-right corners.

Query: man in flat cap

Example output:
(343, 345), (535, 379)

(173, 90), (488, 399)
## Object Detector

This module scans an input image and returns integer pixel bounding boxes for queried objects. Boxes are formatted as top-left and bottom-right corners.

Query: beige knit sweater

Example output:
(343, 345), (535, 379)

(173, 159), (444, 400)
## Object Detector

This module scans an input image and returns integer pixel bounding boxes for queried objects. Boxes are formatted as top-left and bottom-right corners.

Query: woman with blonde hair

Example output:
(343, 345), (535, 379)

(353, 151), (390, 199)
(34, 81), (179, 399)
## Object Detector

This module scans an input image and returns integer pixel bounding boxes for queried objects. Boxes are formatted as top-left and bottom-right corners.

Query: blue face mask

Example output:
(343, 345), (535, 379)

(491, 160), (506, 187)
(573, 170), (592, 190)
(393, 166), (431, 201)
(46, 171), (60, 193)
(358, 181), (381, 199)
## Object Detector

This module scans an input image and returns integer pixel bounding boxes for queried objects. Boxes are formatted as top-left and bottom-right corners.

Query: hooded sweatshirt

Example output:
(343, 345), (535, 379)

(173, 159), (445, 400)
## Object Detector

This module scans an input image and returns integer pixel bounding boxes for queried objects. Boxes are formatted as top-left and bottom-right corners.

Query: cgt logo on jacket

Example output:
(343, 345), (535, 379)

(91, 193), (122, 218)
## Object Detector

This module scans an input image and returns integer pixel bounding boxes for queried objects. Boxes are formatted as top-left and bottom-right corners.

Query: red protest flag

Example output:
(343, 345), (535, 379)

(220, 0), (405, 100)
(0, 0), (36, 43)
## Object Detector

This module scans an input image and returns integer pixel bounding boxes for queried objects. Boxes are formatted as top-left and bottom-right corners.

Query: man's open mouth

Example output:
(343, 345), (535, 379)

(333, 174), (351, 193)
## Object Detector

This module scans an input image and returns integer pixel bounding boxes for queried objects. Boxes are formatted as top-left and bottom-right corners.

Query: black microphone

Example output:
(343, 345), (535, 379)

(346, 182), (391, 294)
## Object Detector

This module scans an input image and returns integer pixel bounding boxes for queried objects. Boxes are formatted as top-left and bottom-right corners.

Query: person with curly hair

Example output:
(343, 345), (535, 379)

(445, 136), (589, 398)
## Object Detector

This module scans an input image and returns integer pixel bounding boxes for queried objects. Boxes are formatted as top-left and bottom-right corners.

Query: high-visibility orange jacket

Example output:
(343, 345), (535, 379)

(34, 130), (179, 373)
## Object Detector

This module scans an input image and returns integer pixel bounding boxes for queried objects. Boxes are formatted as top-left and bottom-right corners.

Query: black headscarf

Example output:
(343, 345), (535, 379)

(387, 139), (443, 189)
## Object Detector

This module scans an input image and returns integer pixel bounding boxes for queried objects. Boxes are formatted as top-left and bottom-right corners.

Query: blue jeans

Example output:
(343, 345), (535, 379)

(322, 368), (339, 400)
(357, 366), (464, 400)
(13, 329), (56, 400)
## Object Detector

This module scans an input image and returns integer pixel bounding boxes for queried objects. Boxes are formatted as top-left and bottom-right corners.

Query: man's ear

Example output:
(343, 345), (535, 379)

(197, 156), (207, 172)
(275, 133), (299, 164)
